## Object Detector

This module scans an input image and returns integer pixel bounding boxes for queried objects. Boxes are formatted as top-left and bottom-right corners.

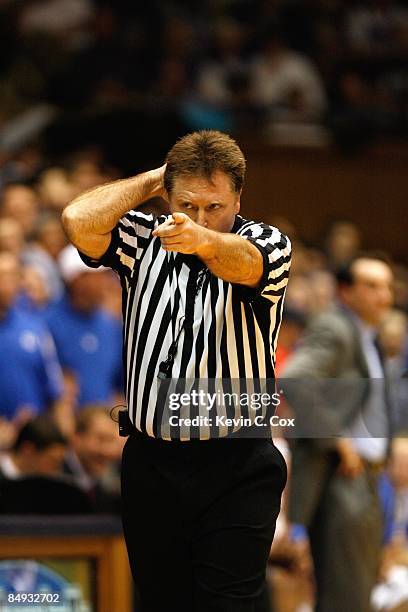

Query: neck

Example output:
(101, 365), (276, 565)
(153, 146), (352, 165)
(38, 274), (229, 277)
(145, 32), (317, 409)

(350, 310), (378, 331)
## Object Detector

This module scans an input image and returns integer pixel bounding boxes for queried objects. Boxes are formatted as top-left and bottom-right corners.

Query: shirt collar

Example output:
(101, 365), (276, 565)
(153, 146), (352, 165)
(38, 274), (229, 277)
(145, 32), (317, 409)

(0, 453), (21, 479)
(231, 214), (244, 234)
(345, 306), (377, 341)
(65, 449), (95, 490)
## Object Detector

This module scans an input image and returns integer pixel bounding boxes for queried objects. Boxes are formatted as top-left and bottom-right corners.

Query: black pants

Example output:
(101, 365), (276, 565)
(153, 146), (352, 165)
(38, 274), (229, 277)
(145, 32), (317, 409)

(121, 430), (287, 612)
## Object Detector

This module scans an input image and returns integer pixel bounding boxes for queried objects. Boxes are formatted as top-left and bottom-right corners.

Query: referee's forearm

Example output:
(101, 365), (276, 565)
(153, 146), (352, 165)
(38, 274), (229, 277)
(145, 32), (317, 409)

(196, 232), (263, 288)
(62, 169), (162, 239)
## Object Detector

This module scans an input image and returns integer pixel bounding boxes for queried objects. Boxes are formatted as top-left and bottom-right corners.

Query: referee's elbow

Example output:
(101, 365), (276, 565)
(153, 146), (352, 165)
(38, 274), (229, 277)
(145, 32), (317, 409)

(61, 205), (81, 240)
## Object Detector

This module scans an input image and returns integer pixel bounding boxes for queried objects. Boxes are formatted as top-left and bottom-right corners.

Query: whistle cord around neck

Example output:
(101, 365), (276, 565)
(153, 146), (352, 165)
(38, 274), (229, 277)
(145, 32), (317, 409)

(158, 254), (209, 380)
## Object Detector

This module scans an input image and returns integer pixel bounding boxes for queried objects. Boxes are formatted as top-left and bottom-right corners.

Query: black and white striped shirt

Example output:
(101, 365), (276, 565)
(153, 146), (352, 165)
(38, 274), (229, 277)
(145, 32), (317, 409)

(79, 212), (291, 440)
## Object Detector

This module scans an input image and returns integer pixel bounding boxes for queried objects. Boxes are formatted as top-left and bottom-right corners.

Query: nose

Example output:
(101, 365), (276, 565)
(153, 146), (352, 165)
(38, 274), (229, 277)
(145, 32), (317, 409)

(196, 210), (208, 227)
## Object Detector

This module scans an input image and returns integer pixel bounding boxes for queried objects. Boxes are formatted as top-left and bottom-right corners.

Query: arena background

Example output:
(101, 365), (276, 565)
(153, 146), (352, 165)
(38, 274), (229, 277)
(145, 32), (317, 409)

(0, 1), (407, 611)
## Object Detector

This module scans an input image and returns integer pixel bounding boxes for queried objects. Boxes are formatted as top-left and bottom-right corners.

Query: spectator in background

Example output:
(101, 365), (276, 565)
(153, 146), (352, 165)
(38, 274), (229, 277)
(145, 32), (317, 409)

(251, 29), (327, 122)
(0, 183), (39, 240)
(44, 245), (123, 408)
(0, 414), (92, 514)
(387, 436), (408, 550)
(0, 414), (67, 479)
(283, 249), (335, 318)
(18, 0), (95, 50)
(0, 210), (65, 303)
(31, 212), (67, 260)
(373, 438), (408, 612)
(21, 211), (67, 301)
(21, 264), (50, 313)
(194, 19), (249, 110)
(393, 264), (408, 314)
(325, 220), (361, 271)
(67, 153), (113, 197)
(0, 251), (63, 423)
(345, 0), (408, 56)
(329, 70), (400, 150)
(63, 405), (123, 513)
(307, 269), (336, 314)
(0, 217), (24, 257)
(37, 167), (74, 211)
(379, 309), (408, 433)
(284, 274), (314, 315)
(283, 254), (396, 612)
(0, 180), (65, 300)
(153, 15), (197, 101)
(186, 18), (253, 132)
(380, 309), (408, 377)
(1, 0), (408, 152)
(275, 306), (307, 376)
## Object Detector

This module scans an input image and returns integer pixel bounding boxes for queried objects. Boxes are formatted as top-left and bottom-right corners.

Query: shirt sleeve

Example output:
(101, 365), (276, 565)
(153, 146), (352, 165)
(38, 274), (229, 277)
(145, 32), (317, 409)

(77, 211), (157, 278)
(235, 221), (292, 303)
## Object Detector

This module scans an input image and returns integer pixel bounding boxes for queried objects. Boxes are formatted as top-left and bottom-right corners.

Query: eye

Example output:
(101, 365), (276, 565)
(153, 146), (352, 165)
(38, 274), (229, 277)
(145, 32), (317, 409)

(181, 202), (194, 210)
(207, 203), (221, 211)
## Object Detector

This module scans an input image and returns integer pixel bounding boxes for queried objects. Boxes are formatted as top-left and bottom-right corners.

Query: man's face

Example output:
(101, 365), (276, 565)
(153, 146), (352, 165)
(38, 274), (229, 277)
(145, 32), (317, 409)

(38, 218), (67, 259)
(341, 258), (394, 327)
(1, 185), (39, 238)
(0, 218), (24, 256)
(168, 170), (240, 233)
(0, 253), (21, 312)
(21, 442), (67, 476)
(68, 271), (105, 312)
(74, 414), (121, 477)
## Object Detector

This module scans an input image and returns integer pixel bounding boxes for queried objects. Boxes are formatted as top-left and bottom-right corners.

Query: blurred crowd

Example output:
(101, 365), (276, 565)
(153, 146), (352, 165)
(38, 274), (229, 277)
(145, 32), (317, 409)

(1, 0), (408, 171)
(0, 169), (126, 516)
(276, 217), (408, 374)
(1, 1), (408, 610)
(269, 236), (408, 611)
(0, 155), (407, 610)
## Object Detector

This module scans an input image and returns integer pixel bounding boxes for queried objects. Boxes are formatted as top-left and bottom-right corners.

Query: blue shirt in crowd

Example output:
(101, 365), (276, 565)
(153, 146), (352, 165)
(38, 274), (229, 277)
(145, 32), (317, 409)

(44, 296), (123, 407)
(0, 306), (63, 419)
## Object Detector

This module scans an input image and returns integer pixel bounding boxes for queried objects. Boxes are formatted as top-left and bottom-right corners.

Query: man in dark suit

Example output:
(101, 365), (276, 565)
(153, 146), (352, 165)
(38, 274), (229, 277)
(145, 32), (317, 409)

(0, 415), (91, 513)
(0, 415), (67, 481)
(283, 254), (399, 612)
(62, 406), (122, 513)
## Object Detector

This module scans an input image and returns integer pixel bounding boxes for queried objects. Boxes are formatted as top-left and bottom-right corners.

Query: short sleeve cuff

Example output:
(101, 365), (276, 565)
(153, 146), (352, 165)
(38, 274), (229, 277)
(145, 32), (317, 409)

(77, 226), (120, 269)
(232, 237), (270, 302)
(246, 237), (270, 294)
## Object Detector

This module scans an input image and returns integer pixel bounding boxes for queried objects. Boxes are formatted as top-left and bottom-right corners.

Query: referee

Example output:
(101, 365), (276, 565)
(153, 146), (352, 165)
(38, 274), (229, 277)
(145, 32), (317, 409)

(62, 131), (291, 611)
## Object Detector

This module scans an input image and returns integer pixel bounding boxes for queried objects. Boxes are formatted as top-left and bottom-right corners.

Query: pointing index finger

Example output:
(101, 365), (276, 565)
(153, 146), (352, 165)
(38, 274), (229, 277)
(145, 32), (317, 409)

(172, 212), (188, 224)
(155, 223), (184, 238)
(152, 216), (175, 237)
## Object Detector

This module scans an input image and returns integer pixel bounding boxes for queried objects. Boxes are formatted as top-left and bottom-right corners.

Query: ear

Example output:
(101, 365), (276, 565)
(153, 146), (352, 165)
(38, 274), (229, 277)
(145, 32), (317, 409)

(235, 192), (241, 214)
(162, 187), (170, 204)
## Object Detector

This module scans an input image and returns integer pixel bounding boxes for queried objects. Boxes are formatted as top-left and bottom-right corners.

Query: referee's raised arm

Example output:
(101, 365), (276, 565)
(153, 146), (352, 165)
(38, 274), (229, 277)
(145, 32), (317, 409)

(61, 165), (166, 259)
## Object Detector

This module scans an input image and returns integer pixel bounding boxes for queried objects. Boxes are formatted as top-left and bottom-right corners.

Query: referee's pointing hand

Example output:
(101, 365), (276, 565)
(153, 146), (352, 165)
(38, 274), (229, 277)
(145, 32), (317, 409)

(152, 212), (211, 255)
